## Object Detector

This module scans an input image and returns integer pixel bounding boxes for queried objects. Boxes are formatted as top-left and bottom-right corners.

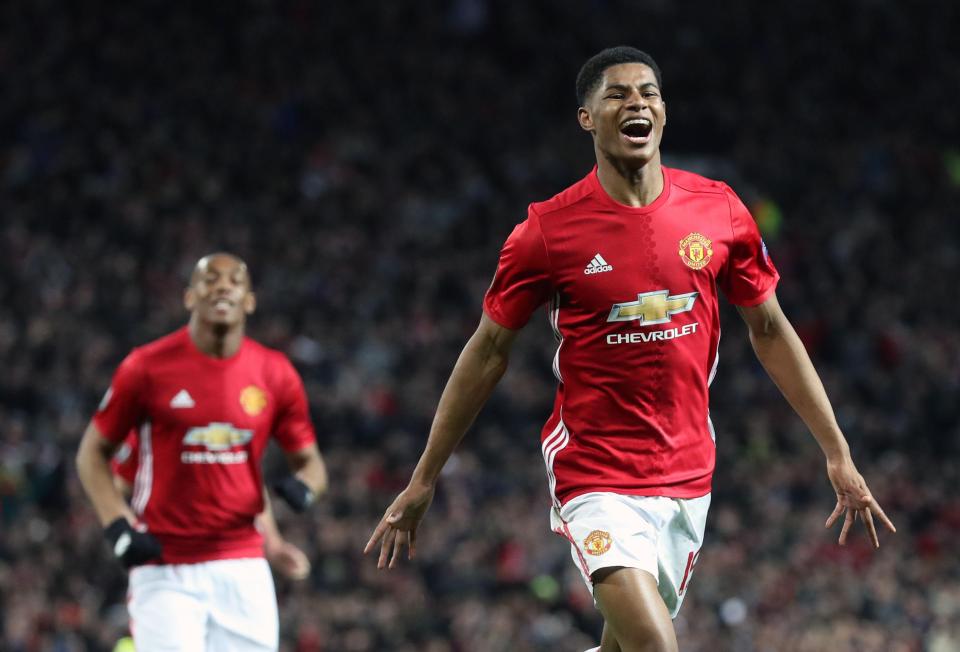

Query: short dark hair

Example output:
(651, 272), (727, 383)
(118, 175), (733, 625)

(576, 46), (663, 106)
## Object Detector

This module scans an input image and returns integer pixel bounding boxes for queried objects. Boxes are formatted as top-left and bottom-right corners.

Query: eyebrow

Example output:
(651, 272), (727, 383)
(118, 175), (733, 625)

(603, 82), (660, 92)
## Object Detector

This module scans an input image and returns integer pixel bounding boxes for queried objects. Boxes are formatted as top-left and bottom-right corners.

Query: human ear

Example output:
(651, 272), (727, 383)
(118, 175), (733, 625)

(577, 106), (595, 132)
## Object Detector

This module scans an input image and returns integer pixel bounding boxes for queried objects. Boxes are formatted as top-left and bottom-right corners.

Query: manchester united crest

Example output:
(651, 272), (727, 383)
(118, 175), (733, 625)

(678, 233), (713, 270)
(583, 530), (612, 556)
(239, 385), (267, 416)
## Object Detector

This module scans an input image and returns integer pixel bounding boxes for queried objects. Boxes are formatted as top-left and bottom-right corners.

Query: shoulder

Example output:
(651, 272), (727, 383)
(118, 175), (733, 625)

(530, 170), (597, 219)
(117, 329), (188, 380)
(666, 166), (731, 198)
(135, 327), (192, 362)
(245, 338), (300, 382)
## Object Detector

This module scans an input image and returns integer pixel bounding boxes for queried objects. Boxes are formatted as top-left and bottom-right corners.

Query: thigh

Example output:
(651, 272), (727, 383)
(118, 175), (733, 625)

(593, 567), (677, 652)
(128, 566), (208, 652)
(205, 558), (279, 652)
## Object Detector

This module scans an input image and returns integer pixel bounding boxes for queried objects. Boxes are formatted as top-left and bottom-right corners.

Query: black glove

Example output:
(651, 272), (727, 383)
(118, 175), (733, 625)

(271, 475), (315, 513)
(104, 517), (162, 569)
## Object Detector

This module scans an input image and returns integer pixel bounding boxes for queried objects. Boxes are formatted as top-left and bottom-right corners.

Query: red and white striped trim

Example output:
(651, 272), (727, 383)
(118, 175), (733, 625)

(707, 330), (720, 387)
(541, 416), (569, 509)
(707, 330), (720, 442)
(131, 421), (153, 515)
(549, 292), (563, 383)
(554, 514), (592, 582)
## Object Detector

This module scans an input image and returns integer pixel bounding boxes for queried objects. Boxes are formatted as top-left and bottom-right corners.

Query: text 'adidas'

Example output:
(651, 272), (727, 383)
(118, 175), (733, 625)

(584, 253), (613, 275)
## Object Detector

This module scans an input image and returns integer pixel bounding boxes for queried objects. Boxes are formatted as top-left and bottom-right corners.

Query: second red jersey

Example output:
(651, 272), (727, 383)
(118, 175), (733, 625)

(94, 327), (316, 564)
(483, 166), (778, 506)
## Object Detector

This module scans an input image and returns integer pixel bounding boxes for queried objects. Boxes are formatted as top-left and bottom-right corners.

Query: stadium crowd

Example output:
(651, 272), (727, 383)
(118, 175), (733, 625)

(1, 1), (958, 650)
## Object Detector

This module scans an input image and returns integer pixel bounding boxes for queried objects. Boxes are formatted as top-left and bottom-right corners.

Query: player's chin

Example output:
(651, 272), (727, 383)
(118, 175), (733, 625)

(202, 308), (242, 326)
(617, 146), (656, 166)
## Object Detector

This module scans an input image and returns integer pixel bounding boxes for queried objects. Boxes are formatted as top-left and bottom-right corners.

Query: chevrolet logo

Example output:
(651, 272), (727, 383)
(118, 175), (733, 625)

(183, 423), (253, 450)
(607, 290), (698, 325)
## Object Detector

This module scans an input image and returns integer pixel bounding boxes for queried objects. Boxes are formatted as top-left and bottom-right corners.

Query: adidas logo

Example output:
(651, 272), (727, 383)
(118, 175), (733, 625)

(584, 253), (613, 275)
(170, 389), (196, 409)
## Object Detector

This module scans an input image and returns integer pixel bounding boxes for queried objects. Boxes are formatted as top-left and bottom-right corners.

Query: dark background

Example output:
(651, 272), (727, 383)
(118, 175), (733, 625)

(1, 1), (957, 650)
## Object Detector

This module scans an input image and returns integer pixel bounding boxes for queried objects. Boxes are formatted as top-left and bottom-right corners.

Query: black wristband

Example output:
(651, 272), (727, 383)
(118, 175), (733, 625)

(272, 476), (315, 513)
(104, 517), (162, 568)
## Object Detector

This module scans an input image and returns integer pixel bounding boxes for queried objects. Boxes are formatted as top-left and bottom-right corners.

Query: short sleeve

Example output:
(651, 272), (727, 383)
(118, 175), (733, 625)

(93, 351), (148, 443)
(272, 356), (317, 452)
(719, 187), (780, 306)
(482, 206), (553, 329)
(111, 431), (139, 484)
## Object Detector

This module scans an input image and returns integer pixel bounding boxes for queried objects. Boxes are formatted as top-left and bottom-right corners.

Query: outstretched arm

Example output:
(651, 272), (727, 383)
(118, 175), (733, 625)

(364, 312), (519, 568)
(738, 293), (895, 547)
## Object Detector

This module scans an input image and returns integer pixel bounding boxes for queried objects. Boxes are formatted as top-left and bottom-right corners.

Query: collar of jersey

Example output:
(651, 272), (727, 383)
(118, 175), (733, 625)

(588, 164), (672, 214)
(180, 326), (247, 365)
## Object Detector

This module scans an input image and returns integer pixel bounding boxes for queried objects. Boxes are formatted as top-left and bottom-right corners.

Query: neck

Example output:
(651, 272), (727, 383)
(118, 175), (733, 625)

(188, 315), (243, 359)
(595, 151), (664, 208)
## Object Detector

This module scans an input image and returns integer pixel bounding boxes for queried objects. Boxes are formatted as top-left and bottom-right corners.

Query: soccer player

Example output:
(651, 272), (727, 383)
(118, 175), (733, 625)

(76, 252), (327, 652)
(111, 433), (312, 580)
(365, 47), (896, 652)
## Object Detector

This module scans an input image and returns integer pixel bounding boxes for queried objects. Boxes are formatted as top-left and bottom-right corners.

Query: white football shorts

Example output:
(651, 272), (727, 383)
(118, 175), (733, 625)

(551, 491), (711, 618)
(128, 557), (278, 652)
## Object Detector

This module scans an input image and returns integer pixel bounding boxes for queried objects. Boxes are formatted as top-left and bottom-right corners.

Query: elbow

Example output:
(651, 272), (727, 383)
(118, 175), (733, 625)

(75, 438), (92, 475)
(316, 456), (330, 495)
(750, 311), (783, 342)
(479, 339), (511, 379)
(315, 473), (329, 497)
(490, 352), (510, 379)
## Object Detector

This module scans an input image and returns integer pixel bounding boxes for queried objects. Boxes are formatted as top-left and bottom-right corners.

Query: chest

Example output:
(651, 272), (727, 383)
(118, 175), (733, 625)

(547, 206), (732, 315)
(144, 362), (277, 435)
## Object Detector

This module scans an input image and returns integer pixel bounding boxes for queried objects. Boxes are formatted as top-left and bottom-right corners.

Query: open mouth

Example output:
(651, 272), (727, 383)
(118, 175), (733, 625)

(213, 298), (234, 311)
(620, 118), (653, 143)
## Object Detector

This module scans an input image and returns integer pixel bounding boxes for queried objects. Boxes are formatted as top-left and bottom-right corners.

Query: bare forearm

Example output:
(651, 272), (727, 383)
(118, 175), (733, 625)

(286, 445), (328, 496)
(750, 320), (850, 461)
(76, 427), (136, 526)
(410, 323), (511, 487)
(256, 489), (282, 546)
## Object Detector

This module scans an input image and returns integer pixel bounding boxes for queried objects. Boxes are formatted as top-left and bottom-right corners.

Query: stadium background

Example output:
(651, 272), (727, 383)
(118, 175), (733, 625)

(1, 1), (957, 650)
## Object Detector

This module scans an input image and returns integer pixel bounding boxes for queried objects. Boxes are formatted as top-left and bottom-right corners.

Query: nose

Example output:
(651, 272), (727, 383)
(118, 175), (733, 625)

(625, 89), (646, 111)
(212, 275), (235, 294)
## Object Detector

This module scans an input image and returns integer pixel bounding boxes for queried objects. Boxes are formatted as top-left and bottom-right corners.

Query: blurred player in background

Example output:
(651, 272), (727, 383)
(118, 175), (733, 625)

(76, 252), (327, 652)
(112, 432), (312, 580)
(366, 47), (895, 652)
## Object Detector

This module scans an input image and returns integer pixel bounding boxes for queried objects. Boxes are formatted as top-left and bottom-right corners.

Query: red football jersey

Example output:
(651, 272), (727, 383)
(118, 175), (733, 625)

(94, 327), (316, 564)
(484, 166), (779, 506)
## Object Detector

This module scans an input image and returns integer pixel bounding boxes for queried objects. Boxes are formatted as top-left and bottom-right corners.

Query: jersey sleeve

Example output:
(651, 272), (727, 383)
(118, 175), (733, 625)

(272, 356), (317, 452)
(719, 186), (780, 306)
(482, 206), (553, 329)
(93, 351), (148, 444)
(110, 431), (140, 484)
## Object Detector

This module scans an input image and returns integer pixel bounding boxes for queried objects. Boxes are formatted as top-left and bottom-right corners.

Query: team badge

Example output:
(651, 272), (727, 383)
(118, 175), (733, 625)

(239, 385), (267, 416)
(678, 233), (713, 270)
(583, 530), (612, 556)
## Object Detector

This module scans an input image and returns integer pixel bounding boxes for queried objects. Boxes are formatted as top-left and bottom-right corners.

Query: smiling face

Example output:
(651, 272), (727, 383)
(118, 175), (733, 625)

(184, 254), (256, 328)
(577, 63), (666, 168)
